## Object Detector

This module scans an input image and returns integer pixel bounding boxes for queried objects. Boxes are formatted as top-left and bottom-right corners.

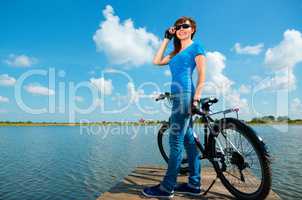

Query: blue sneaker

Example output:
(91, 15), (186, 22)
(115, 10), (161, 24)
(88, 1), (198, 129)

(142, 184), (174, 198)
(174, 183), (202, 196)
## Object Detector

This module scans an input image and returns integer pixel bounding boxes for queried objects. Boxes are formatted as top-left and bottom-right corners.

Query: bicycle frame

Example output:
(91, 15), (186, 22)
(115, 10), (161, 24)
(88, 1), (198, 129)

(192, 107), (240, 161)
(156, 92), (240, 163)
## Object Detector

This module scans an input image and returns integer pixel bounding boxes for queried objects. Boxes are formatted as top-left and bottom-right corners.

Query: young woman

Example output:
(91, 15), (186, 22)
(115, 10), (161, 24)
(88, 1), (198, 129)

(142, 16), (206, 198)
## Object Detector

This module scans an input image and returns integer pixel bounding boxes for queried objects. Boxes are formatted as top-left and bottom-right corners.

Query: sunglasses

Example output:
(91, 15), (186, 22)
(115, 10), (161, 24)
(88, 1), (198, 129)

(175, 23), (191, 30)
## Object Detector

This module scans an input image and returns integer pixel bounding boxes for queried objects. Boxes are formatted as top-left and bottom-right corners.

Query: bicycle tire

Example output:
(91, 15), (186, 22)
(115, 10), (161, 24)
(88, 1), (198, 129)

(212, 117), (272, 200)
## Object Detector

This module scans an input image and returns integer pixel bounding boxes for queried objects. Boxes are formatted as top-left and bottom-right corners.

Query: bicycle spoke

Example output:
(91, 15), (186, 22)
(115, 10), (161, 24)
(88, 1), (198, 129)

(224, 170), (242, 181)
(216, 125), (264, 194)
(243, 146), (256, 157)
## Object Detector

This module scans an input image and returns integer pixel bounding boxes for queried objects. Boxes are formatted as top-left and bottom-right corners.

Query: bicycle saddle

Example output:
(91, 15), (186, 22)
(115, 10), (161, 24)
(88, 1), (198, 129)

(200, 97), (218, 109)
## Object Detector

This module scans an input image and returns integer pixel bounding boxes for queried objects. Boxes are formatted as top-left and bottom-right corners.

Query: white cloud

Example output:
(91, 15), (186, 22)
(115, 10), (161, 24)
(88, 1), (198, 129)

(147, 91), (161, 99)
(233, 43), (264, 55)
(251, 75), (262, 82)
(259, 29), (302, 91)
(93, 5), (160, 67)
(238, 84), (251, 94)
(4, 54), (37, 67)
(204, 51), (248, 111)
(94, 98), (103, 107)
(265, 29), (302, 70)
(255, 68), (296, 91)
(24, 84), (55, 96)
(127, 82), (144, 103)
(111, 93), (126, 106)
(111, 85), (157, 105)
(0, 74), (16, 86)
(164, 69), (171, 76)
(0, 96), (9, 103)
(204, 51), (233, 93)
(225, 91), (248, 110)
(90, 77), (113, 95)
(75, 96), (84, 102)
(290, 98), (302, 114)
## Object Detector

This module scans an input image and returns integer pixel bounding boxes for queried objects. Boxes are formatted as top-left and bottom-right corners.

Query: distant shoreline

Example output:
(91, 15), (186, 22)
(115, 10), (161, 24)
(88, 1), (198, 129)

(0, 122), (162, 126)
(0, 121), (301, 126)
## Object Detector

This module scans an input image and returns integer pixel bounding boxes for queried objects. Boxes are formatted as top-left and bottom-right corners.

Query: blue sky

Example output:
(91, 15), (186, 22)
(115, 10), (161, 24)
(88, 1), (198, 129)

(0, 0), (302, 122)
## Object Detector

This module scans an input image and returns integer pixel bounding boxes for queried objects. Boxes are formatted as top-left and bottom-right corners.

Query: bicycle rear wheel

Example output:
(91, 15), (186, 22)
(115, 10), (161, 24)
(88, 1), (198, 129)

(157, 123), (189, 174)
(213, 118), (271, 200)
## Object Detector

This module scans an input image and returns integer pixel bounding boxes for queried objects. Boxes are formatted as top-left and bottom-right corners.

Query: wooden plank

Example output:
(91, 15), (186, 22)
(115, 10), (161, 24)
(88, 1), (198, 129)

(98, 166), (281, 200)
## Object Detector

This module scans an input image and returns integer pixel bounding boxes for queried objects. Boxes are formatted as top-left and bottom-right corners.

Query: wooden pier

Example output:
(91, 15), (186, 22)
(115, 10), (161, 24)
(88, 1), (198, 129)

(98, 166), (281, 200)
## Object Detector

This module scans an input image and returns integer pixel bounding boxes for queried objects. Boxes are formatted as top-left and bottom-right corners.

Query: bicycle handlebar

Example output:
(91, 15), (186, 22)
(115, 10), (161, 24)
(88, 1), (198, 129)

(155, 92), (238, 117)
(155, 92), (170, 101)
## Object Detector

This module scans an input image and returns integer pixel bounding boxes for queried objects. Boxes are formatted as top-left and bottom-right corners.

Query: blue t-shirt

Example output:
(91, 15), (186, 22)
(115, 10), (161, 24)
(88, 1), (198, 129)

(168, 42), (205, 94)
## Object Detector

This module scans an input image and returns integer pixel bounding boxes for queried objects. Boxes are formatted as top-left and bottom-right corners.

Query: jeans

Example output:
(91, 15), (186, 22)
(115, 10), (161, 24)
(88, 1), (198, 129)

(160, 92), (201, 192)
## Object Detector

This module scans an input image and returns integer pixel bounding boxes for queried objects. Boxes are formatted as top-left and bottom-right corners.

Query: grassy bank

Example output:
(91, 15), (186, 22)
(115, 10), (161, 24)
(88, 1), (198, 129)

(0, 121), (164, 126)
(1, 119), (302, 126)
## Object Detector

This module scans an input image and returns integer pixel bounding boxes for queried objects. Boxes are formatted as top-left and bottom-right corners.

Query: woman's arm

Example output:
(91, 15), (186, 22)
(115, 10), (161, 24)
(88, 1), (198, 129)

(193, 55), (206, 101)
(153, 28), (175, 66)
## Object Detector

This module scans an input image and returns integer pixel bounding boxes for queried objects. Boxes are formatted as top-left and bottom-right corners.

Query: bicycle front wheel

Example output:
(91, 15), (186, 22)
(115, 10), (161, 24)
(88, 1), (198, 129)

(213, 118), (272, 200)
(157, 123), (189, 174)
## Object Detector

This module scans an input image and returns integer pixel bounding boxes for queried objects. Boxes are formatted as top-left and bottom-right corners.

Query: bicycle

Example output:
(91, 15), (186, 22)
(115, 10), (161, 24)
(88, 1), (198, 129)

(155, 92), (272, 200)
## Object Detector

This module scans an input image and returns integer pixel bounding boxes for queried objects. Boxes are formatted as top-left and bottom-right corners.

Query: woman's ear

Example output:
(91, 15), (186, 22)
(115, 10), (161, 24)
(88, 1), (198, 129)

(190, 28), (196, 39)
(191, 28), (195, 34)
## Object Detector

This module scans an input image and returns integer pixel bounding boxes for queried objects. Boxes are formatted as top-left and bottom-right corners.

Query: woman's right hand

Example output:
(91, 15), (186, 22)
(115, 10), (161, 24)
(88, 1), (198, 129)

(153, 27), (175, 65)
(164, 26), (176, 40)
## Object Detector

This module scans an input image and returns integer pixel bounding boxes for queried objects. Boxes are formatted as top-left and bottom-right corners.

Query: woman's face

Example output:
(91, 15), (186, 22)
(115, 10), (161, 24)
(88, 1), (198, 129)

(175, 20), (194, 40)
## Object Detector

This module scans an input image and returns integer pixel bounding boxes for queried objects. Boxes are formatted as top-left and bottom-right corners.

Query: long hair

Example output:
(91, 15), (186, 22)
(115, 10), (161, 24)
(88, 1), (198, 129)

(171, 16), (197, 56)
